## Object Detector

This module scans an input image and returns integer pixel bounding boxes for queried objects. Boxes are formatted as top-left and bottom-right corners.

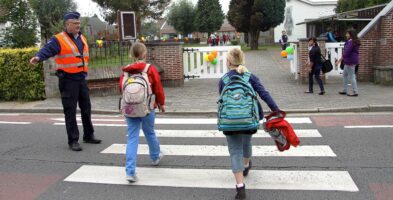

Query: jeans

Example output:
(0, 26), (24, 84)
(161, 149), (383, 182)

(308, 66), (324, 92)
(342, 64), (358, 94)
(125, 111), (160, 176)
(226, 134), (252, 173)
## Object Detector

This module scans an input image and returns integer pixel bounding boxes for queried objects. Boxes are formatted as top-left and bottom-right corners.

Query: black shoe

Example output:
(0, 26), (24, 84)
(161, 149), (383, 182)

(304, 91), (313, 93)
(83, 137), (102, 144)
(347, 93), (358, 97)
(235, 184), (246, 200)
(243, 160), (252, 176)
(69, 143), (82, 151)
(319, 91), (325, 95)
(338, 91), (347, 95)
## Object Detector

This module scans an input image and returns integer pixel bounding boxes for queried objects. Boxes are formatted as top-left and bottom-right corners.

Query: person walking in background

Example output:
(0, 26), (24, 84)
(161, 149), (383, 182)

(29, 12), (101, 151)
(280, 30), (288, 50)
(305, 37), (325, 95)
(336, 29), (361, 97)
(218, 48), (280, 199)
(120, 42), (165, 183)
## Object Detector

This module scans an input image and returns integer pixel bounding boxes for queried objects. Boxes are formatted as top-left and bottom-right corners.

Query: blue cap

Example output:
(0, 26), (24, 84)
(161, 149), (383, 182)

(64, 12), (80, 21)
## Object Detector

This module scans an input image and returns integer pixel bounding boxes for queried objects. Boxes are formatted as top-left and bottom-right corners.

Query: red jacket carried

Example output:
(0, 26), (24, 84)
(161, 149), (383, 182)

(120, 62), (165, 108)
(265, 111), (300, 151)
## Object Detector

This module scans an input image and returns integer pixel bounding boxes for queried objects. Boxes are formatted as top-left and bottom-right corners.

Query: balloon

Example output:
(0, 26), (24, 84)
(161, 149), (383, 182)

(212, 58), (218, 65)
(281, 50), (288, 58)
(208, 54), (215, 62)
(287, 55), (294, 61)
(203, 54), (209, 62)
(285, 46), (294, 55)
(211, 50), (218, 58)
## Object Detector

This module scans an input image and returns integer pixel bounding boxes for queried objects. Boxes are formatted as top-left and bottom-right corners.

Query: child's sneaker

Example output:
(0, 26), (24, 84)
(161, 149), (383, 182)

(126, 175), (138, 183)
(243, 160), (252, 176)
(151, 151), (164, 166)
(235, 184), (246, 199)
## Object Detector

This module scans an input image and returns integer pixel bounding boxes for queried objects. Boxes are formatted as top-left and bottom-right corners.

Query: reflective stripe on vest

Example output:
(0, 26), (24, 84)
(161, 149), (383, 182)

(54, 32), (89, 73)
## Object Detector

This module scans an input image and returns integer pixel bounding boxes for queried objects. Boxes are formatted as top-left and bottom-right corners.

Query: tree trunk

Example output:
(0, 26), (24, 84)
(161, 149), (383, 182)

(244, 32), (249, 47)
(250, 29), (260, 50)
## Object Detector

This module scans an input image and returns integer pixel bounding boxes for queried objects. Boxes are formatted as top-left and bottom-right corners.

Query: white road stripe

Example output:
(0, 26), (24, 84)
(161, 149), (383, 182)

(52, 117), (312, 124)
(53, 123), (125, 127)
(64, 165), (358, 192)
(345, 125), (393, 128)
(154, 129), (322, 138)
(101, 144), (336, 157)
(0, 121), (31, 125)
(51, 124), (321, 138)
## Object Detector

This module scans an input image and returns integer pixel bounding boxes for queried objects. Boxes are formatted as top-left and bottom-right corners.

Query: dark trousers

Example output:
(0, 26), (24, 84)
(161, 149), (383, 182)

(308, 67), (324, 92)
(58, 77), (94, 144)
(281, 44), (287, 50)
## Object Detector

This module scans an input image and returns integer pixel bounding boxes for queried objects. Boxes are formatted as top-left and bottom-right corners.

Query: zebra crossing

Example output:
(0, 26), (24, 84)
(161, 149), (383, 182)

(63, 117), (359, 192)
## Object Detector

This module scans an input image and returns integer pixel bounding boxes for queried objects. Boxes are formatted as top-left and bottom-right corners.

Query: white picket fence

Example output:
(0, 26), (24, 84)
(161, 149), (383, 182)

(183, 46), (241, 79)
(289, 43), (299, 80)
(289, 42), (345, 80)
(325, 42), (345, 78)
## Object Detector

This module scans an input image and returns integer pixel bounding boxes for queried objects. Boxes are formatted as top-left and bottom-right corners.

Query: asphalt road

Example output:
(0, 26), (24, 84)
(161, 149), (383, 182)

(0, 112), (392, 200)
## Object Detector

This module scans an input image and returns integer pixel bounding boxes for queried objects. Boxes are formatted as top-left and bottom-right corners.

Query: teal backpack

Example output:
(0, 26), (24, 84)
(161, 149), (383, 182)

(218, 72), (260, 131)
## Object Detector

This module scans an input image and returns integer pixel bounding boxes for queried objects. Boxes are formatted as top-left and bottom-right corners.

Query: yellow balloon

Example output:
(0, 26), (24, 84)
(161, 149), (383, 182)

(203, 54), (209, 61)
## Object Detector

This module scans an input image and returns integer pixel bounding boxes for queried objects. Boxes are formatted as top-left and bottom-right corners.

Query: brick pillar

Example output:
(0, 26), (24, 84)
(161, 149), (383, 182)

(298, 37), (326, 84)
(43, 58), (60, 98)
(145, 42), (184, 87)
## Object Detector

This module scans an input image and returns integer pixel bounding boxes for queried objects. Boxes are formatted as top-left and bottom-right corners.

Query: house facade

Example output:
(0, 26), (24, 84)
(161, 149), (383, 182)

(274, 0), (337, 42)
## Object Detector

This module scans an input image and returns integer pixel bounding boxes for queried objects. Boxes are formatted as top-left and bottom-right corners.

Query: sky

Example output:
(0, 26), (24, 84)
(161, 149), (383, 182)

(75, 0), (231, 21)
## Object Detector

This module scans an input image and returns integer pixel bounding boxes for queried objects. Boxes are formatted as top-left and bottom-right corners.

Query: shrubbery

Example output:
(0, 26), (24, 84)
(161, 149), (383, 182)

(0, 48), (45, 101)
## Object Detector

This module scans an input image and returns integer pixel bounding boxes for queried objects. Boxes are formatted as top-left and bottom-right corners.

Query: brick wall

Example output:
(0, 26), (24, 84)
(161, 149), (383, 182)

(359, 10), (393, 81)
(145, 42), (184, 87)
(298, 38), (326, 83)
(43, 42), (185, 97)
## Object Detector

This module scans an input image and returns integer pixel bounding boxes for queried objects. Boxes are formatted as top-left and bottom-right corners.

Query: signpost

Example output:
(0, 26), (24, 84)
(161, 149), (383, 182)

(117, 11), (137, 41)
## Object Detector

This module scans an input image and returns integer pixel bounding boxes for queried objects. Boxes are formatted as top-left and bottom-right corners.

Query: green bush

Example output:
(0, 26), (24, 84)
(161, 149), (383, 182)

(231, 40), (240, 45)
(0, 48), (45, 101)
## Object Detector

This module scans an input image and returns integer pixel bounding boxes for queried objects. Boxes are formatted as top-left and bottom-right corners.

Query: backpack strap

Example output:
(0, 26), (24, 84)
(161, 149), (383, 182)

(143, 64), (151, 73)
(222, 73), (230, 85)
(241, 72), (251, 82)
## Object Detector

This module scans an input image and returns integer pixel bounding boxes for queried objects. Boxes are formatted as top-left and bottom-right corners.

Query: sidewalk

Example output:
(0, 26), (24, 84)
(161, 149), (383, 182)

(1, 48), (392, 114)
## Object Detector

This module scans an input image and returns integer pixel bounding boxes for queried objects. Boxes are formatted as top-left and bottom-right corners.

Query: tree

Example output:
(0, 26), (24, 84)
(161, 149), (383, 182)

(336, 0), (390, 13)
(28, 0), (77, 43)
(227, 0), (251, 45)
(194, 0), (225, 36)
(228, 0), (285, 50)
(167, 0), (196, 36)
(0, 0), (37, 48)
(141, 21), (159, 37)
(91, 0), (170, 35)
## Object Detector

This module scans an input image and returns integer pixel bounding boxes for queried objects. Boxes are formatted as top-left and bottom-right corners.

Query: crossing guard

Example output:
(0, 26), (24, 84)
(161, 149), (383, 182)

(29, 12), (101, 151)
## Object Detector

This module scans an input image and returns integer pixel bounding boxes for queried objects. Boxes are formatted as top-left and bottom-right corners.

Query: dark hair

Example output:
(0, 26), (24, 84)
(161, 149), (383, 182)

(347, 29), (361, 46)
(308, 37), (318, 46)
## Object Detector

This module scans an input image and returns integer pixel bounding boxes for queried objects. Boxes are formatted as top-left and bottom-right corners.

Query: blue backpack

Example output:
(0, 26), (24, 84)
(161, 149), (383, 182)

(217, 72), (260, 131)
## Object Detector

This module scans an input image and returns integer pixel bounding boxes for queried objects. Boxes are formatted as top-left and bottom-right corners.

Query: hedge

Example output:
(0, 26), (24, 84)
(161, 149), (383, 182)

(0, 48), (45, 101)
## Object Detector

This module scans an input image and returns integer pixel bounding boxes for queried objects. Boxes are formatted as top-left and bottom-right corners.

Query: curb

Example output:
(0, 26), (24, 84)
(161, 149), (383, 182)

(1, 105), (393, 115)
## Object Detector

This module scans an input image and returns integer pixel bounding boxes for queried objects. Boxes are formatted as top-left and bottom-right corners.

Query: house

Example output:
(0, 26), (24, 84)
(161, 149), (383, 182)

(296, 3), (387, 40)
(274, 0), (338, 42)
(82, 15), (117, 41)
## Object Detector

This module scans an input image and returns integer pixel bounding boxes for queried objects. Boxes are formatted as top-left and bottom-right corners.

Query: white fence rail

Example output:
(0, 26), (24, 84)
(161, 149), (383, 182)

(325, 42), (345, 78)
(289, 43), (299, 80)
(183, 46), (241, 79)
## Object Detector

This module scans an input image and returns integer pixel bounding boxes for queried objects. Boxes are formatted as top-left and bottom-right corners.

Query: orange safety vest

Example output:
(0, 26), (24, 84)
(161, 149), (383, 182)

(54, 31), (89, 73)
